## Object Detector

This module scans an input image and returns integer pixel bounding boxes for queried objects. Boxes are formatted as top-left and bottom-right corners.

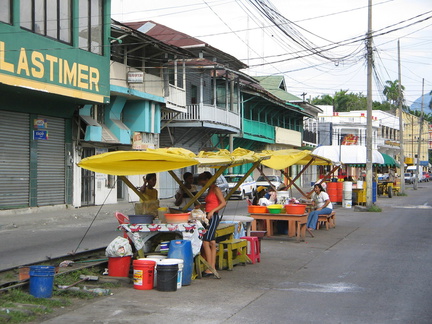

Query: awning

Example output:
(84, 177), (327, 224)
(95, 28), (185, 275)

(261, 149), (333, 170)
(196, 148), (270, 168)
(312, 145), (384, 165)
(77, 148), (199, 175)
(380, 153), (400, 167)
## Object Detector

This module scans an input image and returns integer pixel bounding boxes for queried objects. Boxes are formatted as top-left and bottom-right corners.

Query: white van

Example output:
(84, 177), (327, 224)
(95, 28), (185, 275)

(406, 166), (425, 182)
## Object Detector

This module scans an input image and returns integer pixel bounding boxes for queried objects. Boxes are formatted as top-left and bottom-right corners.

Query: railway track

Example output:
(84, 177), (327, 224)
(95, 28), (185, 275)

(0, 247), (108, 292)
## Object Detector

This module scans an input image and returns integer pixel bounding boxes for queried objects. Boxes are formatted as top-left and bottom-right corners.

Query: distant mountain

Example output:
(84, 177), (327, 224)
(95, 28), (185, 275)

(410, 93), (432, 114)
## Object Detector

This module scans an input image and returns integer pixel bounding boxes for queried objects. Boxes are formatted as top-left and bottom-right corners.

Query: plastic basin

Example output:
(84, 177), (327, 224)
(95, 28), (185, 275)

(248, 205), (268, 213)
(128, 215), (154, 224)
(284, 204), (307, 215)
(164, 213), (190, 223)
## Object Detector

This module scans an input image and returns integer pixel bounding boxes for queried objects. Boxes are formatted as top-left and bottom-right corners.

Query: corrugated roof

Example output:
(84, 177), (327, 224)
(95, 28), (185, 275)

(122, 20), (247, 70)
(123, 20), (203, 48)
(254, 76), (303, 101)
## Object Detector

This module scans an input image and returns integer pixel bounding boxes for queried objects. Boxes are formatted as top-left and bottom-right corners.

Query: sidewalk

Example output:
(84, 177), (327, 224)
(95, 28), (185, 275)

(34, 205), (360, 323)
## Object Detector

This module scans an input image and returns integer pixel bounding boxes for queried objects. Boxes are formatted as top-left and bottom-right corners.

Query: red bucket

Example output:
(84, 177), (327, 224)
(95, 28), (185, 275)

(108, 256), (131, 277)
(133, 259), (156, 290)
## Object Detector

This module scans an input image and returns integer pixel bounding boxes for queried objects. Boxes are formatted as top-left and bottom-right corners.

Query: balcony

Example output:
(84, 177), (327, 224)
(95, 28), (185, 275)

(165, 85), (186, 112)
(110, 62), (186, 112)
(162, 104), (241, 133)
(243, 119), (275, 143)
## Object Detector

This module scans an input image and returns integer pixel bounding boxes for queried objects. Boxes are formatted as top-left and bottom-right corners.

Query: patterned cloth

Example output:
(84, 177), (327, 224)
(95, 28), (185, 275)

(118, 221), (206, 256)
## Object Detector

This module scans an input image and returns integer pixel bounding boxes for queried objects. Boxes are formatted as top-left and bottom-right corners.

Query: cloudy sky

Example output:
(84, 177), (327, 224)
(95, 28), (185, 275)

(111, 0), (432, 107)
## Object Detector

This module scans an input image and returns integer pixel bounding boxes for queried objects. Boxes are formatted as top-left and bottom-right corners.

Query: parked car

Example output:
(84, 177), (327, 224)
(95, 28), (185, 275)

(404, 173), (414, 184)
(255, 175), (284, 190)
(224, 174), (256, 199)
(422, 172), (429, 182)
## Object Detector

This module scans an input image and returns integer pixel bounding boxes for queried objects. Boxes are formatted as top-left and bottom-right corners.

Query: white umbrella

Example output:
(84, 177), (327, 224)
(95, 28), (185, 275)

(312, 145), (384, 164)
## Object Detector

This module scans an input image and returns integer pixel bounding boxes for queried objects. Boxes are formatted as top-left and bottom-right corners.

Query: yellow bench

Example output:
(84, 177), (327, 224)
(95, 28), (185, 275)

(217, 239), (250, 270)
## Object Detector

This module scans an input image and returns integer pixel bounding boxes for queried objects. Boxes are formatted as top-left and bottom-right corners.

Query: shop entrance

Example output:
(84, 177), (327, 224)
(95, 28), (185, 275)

(81, 148), (95, 206)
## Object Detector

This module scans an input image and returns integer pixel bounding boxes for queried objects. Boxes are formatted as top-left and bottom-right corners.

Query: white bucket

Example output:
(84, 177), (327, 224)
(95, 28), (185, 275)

(161, 258), (183, 289)
(343, 200), (352, 208)
(145, 256), (167, 287)
(276, 191), (290, 205)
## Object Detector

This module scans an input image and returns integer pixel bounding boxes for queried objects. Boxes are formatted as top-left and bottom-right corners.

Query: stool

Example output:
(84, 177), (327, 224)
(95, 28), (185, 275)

(240, 236), (260, 264)
(217, 239), (249, 270)
(316, 211), (336, 230)
(250, 230), (266, 253)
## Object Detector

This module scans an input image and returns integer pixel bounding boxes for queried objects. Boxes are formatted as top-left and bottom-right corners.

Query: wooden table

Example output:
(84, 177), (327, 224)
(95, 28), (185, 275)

(249, 213), (308, 242)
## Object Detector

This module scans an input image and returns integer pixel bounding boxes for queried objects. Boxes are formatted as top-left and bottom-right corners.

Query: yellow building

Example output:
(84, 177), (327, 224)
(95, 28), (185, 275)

(401, 110), (429, 169)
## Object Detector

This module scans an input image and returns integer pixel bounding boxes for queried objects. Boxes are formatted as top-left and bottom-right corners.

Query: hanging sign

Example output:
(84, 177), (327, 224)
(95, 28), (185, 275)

(33, 130), (48, 140)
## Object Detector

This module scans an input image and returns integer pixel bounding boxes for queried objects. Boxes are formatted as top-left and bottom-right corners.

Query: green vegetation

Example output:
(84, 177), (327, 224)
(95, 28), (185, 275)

(367, 205), (382, 212)
(0, 266), (120, 323)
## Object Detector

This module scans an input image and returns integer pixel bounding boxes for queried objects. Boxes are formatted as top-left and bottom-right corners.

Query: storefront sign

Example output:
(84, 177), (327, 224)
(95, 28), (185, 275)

(33, 130), (48, 140)
(34, 118), (47, 129)
(341, 134), (358, 145)
(0, 39), (109, 103)
(384, 140), (400, 147)
(127, 71), (144, 83)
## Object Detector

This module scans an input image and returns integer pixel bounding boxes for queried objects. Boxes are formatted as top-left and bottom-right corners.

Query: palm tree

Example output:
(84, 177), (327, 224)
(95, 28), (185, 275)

(383, 80), (404, 106)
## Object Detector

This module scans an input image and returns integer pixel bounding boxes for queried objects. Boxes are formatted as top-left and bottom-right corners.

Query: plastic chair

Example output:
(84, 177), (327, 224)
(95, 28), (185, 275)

(115, 212), (130, 239)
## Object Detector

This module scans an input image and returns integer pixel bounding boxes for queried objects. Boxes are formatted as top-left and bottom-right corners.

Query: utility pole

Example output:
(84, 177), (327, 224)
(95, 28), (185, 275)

(397, 40), (405, 194)
(413, 79), (424, 190)
(366, 0), (374, 208)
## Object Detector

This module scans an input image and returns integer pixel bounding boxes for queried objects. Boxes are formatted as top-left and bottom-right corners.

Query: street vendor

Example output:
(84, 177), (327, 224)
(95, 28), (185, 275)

(306, 183), (333, 236)
(139, 173), (158, 201)
(198, 171), (226, 277)
(174, 172), (198, 209)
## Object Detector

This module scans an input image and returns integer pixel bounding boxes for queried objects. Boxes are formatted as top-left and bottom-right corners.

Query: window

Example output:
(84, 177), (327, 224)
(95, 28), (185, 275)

(79, 0), (103, 55)
(20, 0), (71, 43)
(0, 0), (12, 24)
(190, 85), (198, 104)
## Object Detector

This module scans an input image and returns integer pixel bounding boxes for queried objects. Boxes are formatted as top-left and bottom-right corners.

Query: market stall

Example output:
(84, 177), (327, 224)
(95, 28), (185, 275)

(78, 147), (270, 278)
(312, 145), (385, 205)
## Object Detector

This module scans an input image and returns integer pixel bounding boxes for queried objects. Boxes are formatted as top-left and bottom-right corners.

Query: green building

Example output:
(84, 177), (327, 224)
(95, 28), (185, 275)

(0, 0), (111, 209)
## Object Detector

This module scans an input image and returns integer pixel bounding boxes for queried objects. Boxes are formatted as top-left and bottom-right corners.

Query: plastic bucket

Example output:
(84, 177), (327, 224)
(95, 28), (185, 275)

(133, 259), (156, 290)
(108, 256), (131, 277)
(156, 262), (178, 292)
(326, 182), (338, 203)
(167, 240), (193, 286)
(29, 265), (55, 298)
(165, 258), (184, 289)
(145, 256), (167, 287)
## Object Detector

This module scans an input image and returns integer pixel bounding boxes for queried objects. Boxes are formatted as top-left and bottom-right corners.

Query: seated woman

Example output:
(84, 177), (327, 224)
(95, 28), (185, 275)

(174, 172), (198, 209)
(306, 183), (333, 236)
(139, 173), (158, 201)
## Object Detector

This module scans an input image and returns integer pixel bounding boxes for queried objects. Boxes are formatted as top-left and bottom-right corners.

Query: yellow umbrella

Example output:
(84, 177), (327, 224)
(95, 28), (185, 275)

(77, 148), (199, 176)
(196, 148), (270, 167)
(261, 149), (333, 170)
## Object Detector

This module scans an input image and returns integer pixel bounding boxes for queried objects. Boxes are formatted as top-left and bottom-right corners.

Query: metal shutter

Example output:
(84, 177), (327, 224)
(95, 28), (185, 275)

(0, 111), (30, 209)
(36, 116), (66, 206)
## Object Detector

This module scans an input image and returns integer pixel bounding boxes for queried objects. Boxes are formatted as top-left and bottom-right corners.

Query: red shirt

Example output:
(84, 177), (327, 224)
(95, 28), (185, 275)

(205, 186), (220, 212)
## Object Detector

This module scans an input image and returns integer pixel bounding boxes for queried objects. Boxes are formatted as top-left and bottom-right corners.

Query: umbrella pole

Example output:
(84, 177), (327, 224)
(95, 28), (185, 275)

(305, 165), (341, 198)
(182, 166), (228, 211)
(118, 176), (150, 201)
(225, 161), (261, 200)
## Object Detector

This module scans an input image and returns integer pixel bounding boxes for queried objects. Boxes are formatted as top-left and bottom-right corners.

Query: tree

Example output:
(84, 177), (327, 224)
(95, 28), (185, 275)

(383, 80), (404, 106)
(310, 94), (334, 106)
